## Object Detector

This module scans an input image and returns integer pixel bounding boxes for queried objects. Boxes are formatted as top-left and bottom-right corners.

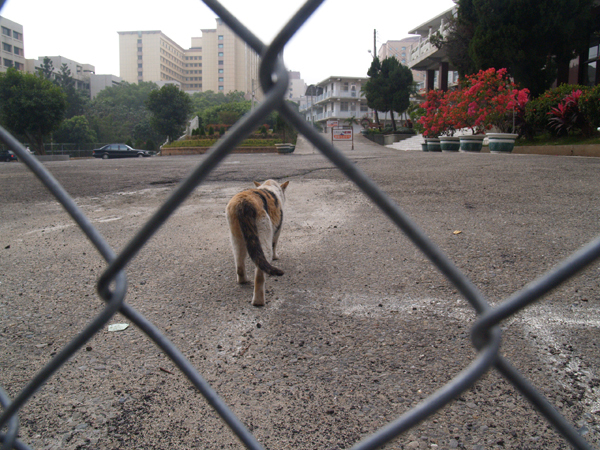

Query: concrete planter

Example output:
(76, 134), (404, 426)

(459, 135), (485, 152)
(364, 134), (395, 146)
(425, 138), (441, 152)
(275, 143), (295, 154)
(392, 133), (414, 143)
(440, 136), (460, 152)
(487, 133), (518, 153)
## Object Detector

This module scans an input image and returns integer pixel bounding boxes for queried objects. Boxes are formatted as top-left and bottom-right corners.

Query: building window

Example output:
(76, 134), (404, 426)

(14, 61), (23, 71)
(218, 52), (224, 57)
(138, 63), (142, 69)
(218, 35), (224, 40)
(218, 69), (224, 73)
(137, 39), (142, 44)
(218, 43), (223, 48)
(13, 47), (22, 56)
(360, 105), (368, 112)
(3, 58), (13, 67)
(138, 55), (142, 60)
(350, 103), (356, 111)
(218, 60), (223, 65)
(3, 43), (12, 52)
(340, 102), (348, 112)
(218, 77), (224, 82)
(343, 82), (349, 91)
(1, 26), (10, 37)
(13, 31), (22, 40)
(138, 71), (143, 77)
(137, 47), (142, 52)
(218, 86), (224, 90)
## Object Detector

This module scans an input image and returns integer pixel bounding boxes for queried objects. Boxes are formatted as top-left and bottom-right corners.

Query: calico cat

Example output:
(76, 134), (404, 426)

(226, 180), (289, 306)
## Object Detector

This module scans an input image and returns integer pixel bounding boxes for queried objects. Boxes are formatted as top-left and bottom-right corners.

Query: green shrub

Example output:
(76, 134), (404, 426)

(199, 126), (205, 136)
(581, 84), (600, 132)
(125, 138), (134, 147)
(135, 139), (145, 148)
(146, 140), (156, 151)
(219, 126), (225, 136)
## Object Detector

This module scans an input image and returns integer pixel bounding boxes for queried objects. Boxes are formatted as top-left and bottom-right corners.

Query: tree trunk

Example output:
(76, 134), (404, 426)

(374, 110), (380, 127)
(26, 131), (46, 155)
(390, 110), (397, 132)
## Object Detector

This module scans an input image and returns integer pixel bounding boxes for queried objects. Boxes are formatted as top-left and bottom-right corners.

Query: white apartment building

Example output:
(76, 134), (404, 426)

(0, 16), (25, 72)
(299, 76), (374, 130)
(25, 55), (122, 99)
(119, 18), (261, 98)
(26, 56), (95, 90)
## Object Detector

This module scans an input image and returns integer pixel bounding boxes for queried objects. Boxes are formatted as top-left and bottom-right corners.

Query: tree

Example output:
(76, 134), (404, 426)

(86, 81), (159, 143)
(363, 57), (414, 131)
(0, 68), (67, 155)
(53, 115), (97, 145)
(56, 63), (89, 119)
(200, 101), (251, 126)
(363, 57), (384, 126)
(444, 0), (595, 97)
(146, 84), (193, 141)
(37, 57), (55, 81)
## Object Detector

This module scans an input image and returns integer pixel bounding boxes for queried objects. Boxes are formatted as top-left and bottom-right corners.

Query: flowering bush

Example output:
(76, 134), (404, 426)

(418, 68), (529, 136)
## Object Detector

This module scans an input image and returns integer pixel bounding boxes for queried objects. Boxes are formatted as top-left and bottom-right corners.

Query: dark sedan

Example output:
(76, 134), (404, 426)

(0, 150), (18, 162)
(92, 144), (154, 159)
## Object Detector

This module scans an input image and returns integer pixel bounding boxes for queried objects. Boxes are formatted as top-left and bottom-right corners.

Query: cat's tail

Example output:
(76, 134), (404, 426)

(237, 202), (284, 276)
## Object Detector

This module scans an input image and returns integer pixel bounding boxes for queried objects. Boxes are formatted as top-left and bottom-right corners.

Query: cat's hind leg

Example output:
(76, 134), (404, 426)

(231, 234), (250, 284)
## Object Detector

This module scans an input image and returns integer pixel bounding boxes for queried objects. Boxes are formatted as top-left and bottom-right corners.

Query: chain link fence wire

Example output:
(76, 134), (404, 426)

(1, 0), (600, 448)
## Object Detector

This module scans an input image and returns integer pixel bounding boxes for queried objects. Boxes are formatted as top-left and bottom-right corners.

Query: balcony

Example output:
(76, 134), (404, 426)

(314, 89), (363, 104)
(407, 7), (455, 71)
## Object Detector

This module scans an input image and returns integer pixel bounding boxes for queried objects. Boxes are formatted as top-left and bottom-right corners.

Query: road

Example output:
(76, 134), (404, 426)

(1, 135), (600, 449)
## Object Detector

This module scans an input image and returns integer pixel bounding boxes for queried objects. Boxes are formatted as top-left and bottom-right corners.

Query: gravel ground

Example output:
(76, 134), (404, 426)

(1, 137), (600, 449)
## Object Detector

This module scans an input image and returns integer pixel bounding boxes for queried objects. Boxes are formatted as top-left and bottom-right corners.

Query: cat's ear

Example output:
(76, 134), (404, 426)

(253, 181), (261, 187)
(280, 181), (289, 191)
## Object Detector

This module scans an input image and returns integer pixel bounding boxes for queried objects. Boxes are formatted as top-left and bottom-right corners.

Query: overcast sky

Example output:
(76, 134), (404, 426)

(1, 0), (455, 86)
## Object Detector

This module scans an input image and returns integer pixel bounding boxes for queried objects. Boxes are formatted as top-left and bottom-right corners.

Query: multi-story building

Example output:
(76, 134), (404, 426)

(378, 37), (427, 91)
(287, 70), (307, 104)
(119, 18), (261, 98)
(299, 76), (375, 130)
(0, 16), (25, 72)
(407, 2), (600, 91)
(25, 55), (122, 99)
(407, 7), (461, 92)
(26, 56), (95, 91)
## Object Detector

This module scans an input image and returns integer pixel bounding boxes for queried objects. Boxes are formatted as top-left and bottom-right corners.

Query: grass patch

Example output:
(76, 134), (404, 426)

(515, 133), (600, 147)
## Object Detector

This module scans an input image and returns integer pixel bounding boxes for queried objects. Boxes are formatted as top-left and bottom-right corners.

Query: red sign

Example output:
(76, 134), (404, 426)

(333, 129), (353, 140)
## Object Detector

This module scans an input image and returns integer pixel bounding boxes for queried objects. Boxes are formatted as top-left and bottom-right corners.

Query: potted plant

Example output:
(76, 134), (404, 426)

(418, 90), (446, 152)
(454, 68), (529, 152)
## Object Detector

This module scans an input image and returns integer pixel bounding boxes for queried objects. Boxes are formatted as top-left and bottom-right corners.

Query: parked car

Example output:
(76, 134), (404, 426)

(92, 144), (154, 159)
(0, 150), (18, 162)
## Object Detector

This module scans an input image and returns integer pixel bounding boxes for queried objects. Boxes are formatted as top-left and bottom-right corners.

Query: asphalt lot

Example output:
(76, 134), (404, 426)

(1, 135), (600, 449)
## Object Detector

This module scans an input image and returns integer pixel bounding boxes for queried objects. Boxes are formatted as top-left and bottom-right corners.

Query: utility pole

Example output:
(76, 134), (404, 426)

(373, 29), (377, 58)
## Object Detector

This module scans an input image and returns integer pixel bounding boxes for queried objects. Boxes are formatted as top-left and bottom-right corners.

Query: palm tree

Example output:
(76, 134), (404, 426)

(344, 116), (358, 129)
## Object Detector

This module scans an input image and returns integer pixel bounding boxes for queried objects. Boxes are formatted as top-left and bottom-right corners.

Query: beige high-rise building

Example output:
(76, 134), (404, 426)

(1, 16), (26, 72)
(118, 18), (261, 98)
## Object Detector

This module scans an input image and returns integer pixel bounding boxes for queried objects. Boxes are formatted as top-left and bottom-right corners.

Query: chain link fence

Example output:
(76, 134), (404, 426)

(1, 0), (600, 449)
